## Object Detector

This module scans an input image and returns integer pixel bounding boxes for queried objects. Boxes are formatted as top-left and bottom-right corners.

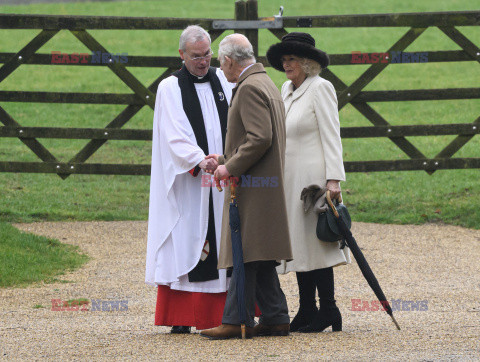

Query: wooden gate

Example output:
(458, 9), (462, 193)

(0, 2), (478, 177)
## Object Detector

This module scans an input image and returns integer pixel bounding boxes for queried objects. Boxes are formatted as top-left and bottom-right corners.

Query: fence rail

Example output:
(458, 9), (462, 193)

(1, 122), (479, 140)
(0, 1), (479, 176)
(1, 11), (478, 29)
(0, 51), (476, 67)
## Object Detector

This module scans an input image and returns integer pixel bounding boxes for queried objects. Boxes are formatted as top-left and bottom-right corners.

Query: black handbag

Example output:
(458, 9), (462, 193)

(316, 196), (351, 243)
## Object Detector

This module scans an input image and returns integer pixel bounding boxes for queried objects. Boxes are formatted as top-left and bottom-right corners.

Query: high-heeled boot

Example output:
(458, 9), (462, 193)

(298, 299), (342, 332)
(290, 271), (318, 332)
(298, 267), (342, 333)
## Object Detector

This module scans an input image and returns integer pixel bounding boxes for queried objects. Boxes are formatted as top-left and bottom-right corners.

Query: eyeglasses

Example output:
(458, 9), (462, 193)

(185, 50), (214, 62)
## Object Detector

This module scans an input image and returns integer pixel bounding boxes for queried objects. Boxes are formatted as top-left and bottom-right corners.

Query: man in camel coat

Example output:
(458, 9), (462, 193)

(200, 34), (293, 339)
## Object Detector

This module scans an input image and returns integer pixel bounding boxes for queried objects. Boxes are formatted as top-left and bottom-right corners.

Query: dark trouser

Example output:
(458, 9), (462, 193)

(222, 261), (290, 328)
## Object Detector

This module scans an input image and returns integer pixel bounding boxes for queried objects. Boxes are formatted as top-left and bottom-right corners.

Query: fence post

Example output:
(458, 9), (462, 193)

(234, 0), (247, 36)
(246, 0), (259, 57)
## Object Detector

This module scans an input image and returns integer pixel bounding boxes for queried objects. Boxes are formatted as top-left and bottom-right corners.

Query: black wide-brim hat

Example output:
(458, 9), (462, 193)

(266, 32), (329, 72)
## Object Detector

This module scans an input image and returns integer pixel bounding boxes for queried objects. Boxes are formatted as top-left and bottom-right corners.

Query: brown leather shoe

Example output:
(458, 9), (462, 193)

(254, 323), (290, 336)
(200, 324), (254, 340)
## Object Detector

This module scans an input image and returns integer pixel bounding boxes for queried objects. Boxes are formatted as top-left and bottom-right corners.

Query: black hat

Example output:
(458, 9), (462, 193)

(266, 32), (329, 72)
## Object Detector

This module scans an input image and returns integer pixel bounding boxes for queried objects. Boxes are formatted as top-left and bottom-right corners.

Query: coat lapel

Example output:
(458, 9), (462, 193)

(284, 75), (317, 114)
(291, 75), (316, 102)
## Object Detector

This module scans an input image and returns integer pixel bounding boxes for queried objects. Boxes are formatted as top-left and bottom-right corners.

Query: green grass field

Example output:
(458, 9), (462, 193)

(0, 221), (89, 287)
(0, 0), (479, 231)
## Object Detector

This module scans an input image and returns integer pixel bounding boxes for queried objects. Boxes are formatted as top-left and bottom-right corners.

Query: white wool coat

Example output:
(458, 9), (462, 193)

(277, 75), (351, 274)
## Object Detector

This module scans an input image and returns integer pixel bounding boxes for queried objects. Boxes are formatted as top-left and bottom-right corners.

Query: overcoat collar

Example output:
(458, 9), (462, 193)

(231, 63), (266, 102)
(283, 75), (318, 115)
(284, 74), (318, 103)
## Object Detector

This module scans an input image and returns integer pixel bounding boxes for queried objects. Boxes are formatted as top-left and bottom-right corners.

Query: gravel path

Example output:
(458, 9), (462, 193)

(1, 221), (479, 360)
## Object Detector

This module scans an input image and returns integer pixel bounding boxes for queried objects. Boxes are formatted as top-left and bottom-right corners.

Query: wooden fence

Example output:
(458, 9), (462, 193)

(0, 1), (479, 177)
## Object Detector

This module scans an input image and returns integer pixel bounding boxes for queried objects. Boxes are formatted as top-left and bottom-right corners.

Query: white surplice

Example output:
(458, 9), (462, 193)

(145, 68), (234, 293)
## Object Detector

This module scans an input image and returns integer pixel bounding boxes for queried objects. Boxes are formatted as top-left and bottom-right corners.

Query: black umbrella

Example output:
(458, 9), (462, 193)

(326, 191), (401, 331)
(216, 178), (248, 339)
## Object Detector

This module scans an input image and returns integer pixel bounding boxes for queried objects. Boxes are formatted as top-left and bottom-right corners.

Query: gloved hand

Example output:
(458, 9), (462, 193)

(300, 184), (327, 213)
(313, 193), (328, 214)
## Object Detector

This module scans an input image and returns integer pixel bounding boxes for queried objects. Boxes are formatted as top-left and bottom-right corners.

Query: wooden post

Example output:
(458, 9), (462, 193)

(246, 0), (258, 57)
(234, 0), (247, 36)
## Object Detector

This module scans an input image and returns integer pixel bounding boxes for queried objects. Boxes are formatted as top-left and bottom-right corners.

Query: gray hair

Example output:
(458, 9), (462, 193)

(300, 58), (322, 76)
(218, 34), (256, 67)
(179, 25), (211, 51)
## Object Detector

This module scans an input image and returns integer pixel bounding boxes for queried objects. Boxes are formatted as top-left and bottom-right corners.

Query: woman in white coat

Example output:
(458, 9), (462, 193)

(267, 33), (350, 333)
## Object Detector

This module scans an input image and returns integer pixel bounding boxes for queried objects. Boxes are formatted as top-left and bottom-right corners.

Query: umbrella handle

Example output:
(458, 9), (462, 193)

(326, 191), (341, 218)
(215, 177), (223, 192)
(230, 180), (236, 202)
(325, 190), (343, 204)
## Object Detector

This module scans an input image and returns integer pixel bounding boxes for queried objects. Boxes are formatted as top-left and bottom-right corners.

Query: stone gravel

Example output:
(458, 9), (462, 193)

(1, 221), (479, 360)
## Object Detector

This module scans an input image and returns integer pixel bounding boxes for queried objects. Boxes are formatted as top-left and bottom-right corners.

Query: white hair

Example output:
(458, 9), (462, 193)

(179, 25), (211, 51)
(300, 57), (322, 76)
(218, 34), (256, 67)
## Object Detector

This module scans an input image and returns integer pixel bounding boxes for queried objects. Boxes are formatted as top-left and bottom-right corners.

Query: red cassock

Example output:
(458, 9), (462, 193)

(155, 286), (227, 330)
(155, 285), (261, 330)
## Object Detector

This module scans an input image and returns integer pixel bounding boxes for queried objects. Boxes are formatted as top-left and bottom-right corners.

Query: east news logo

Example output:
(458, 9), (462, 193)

(351, 298), (429, 311)
(51, 51), (128, 64)
(351, 51), (429, 64)
(51, 298), (128, 311)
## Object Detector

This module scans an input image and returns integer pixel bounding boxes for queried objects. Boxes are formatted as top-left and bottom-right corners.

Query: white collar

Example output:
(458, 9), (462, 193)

(239, 63), (255, 78)
(184, 63), (207, 80)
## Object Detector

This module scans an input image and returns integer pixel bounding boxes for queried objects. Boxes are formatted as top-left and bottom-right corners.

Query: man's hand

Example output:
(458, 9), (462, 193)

(326, 180), (341, 200)
(214, 165), (231, 180)
(205, 154), (220, 162)
(198, 158), (218, 174)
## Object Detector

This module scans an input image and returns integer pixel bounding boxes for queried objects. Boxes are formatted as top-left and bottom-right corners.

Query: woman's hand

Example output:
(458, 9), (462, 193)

(326, 180), (341, 200)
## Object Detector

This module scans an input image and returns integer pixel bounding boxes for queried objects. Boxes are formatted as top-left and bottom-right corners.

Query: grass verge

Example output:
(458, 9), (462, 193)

(0, 222), (89, 288)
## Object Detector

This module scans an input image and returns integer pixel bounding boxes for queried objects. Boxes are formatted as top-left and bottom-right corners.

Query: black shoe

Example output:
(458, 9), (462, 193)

(297, 306), (342, 333)
(290, 306), (318, 332)
(171, 326), (191, 334)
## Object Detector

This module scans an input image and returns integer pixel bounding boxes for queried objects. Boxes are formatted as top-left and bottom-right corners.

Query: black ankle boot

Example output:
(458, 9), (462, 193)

(299, 268), (342, 333)
(297, 302), (342, 333)
(290, 306), (318, 332)
(291, 271), (318, 332)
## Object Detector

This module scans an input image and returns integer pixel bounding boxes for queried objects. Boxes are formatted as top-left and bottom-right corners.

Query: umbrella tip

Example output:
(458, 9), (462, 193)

(241, 324), (246, 339)
(391, 315), (401, 330)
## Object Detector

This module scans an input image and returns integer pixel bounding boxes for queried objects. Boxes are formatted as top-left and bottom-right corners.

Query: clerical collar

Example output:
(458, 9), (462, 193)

(183, 65), (210, 83)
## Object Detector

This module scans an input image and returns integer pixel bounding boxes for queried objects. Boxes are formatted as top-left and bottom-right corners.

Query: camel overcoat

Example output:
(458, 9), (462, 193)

(217, 63), (293, 269)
